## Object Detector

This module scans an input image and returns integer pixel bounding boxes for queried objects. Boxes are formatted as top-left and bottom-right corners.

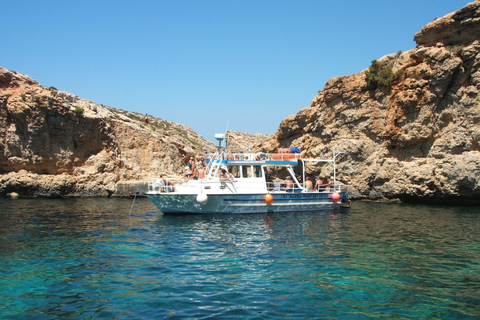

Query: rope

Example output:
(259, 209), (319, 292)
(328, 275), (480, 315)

(129, 193), (137, 216)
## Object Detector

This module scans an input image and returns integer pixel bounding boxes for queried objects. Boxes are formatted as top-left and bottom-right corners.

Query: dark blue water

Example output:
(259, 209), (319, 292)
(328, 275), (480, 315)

(0, 198), (479, 319)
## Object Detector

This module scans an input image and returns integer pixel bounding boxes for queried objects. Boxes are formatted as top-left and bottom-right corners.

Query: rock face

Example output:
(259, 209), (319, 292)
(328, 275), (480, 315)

(414, 1), (480, 47)
(226, 131), (269, 153)
(2, 2), (479, 203)
(256, 1), (480, 204)
(0, 68), (216, 197)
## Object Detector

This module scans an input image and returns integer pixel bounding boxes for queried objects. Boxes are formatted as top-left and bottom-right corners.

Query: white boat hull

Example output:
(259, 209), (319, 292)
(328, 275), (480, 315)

(145, 191), (343, 214)
(145, 146), (350, 214)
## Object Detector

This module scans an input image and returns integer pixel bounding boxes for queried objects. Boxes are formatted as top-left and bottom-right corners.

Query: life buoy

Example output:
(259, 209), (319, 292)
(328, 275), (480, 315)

(330, 192), (341, 202)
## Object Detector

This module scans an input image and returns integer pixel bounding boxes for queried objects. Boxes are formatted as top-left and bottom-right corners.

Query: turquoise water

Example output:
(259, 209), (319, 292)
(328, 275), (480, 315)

(0, 198), (479, 319)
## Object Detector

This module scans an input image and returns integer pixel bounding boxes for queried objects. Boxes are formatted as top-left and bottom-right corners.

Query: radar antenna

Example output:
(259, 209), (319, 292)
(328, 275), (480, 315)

(214, 133), (225, 151)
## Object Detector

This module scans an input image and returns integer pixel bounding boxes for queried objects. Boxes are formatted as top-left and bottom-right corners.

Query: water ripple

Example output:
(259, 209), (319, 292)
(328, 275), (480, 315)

(0, 199), (479, 319)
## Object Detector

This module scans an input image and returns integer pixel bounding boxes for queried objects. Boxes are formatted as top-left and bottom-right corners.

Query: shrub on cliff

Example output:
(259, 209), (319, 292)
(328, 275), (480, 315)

(75, 107), (84, 117)
(365, 60), (396, 87)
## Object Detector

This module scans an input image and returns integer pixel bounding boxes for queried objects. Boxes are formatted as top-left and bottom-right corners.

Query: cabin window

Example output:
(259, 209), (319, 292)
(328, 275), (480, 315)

(254, 165), (263, 178)
(242, 166), (250, 178)
(230, 165), (240, 178)
(241, 165), (263, 178)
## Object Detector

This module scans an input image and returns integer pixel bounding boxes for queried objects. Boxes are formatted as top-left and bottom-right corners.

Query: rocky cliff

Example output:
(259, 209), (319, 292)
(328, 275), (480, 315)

(255, 1), (480, 204)
(226, 131), (269, 153)
(0, 68), (216, 197)
(2, 2), (479, 203)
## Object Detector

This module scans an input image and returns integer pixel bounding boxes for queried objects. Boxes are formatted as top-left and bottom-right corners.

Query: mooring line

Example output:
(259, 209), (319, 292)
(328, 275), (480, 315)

(129, 192), (137, 216)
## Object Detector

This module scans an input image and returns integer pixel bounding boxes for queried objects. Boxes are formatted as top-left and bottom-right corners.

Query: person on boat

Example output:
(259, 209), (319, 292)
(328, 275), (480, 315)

(188, 157), (195, 170)
(273, 178), (282, 191)
(314, 176), (324, 192)
(160, 174), (175, 192)
(219, 166), (236, 182)
(328, 176), (335, 191)
(198, 155), (205, 167)
(192, 165), (199, 180)
(305, 176), (314, 192)
(323, 176), (330, 190)
(184, 165), (193, 179)
(197, 164), (205, 180)
(285, 176), (294, 192)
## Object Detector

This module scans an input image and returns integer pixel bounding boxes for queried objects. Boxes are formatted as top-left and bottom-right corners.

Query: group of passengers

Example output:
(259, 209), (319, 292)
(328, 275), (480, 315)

(270, 175), (297, 193)
(183, 154), (242, 183)
(315, 176), (335, 191)
(271, 175), (335, 192)
(181, 153), (336, 191)
(183, 154), (206, 180)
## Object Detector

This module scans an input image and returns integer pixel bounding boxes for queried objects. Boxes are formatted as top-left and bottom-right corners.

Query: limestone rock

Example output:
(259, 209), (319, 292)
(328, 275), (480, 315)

(0, 68), (216, 197)
(414, 1), (480, 47)
(256, 2), (480, 205)
(226, 131), (269, 153)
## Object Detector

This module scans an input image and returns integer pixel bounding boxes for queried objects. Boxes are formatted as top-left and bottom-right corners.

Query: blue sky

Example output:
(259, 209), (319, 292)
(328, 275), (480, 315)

(1, 0), (469, 141)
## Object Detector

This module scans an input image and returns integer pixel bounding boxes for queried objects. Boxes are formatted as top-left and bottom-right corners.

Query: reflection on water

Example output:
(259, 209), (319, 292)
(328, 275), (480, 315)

(0, 198), (479, 319)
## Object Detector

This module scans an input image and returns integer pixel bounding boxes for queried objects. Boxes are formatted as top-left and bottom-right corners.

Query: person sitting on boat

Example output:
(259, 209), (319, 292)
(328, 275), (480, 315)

(323, 176), (330, 190)
(198, 155), (205, 167)
(197, 164), (205, 180)
(160, 174), (175, 192)
(305, 176), (313, 192)
(188, 158), (195, 170)
(314, 176), (324, 192)
(273, 178), (282, 191)
(192, 165), (199, 180)
(184, 165), (193, 179)
(220, 166), (237, 182)
(328, 176), (335, 191)
(285, 176), (294, 192)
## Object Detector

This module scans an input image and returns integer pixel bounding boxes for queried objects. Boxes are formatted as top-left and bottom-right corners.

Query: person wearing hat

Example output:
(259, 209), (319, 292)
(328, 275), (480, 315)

(220, 166), (236, 182)
(328, 176), (335, 191)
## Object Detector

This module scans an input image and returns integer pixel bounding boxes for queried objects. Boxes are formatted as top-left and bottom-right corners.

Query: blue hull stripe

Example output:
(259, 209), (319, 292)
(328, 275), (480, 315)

(224, 196), (333, 202)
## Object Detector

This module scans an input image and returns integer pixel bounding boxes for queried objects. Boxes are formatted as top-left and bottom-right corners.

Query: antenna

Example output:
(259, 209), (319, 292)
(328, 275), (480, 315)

(224, 120), (229, 150)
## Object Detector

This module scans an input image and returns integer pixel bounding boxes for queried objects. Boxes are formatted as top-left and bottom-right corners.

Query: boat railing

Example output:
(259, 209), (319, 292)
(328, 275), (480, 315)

(204, 152), (303, 162)
(265, 182), (343, 193)
(148, 178), (175, 193)
(147, 178), (234, 193)
(148, 177), (343, 194)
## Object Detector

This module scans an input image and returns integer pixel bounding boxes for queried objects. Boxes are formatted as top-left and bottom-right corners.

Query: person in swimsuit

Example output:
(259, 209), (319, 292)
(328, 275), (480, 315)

(219, 166), (236, 182)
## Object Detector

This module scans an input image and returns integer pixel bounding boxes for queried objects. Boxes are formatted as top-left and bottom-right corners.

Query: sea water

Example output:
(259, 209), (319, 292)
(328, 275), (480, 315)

(0, 198), (479, 319)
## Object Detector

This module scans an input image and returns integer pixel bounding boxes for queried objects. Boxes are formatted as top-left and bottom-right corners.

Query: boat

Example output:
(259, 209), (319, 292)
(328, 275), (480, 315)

(144, 134), (350, 214)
